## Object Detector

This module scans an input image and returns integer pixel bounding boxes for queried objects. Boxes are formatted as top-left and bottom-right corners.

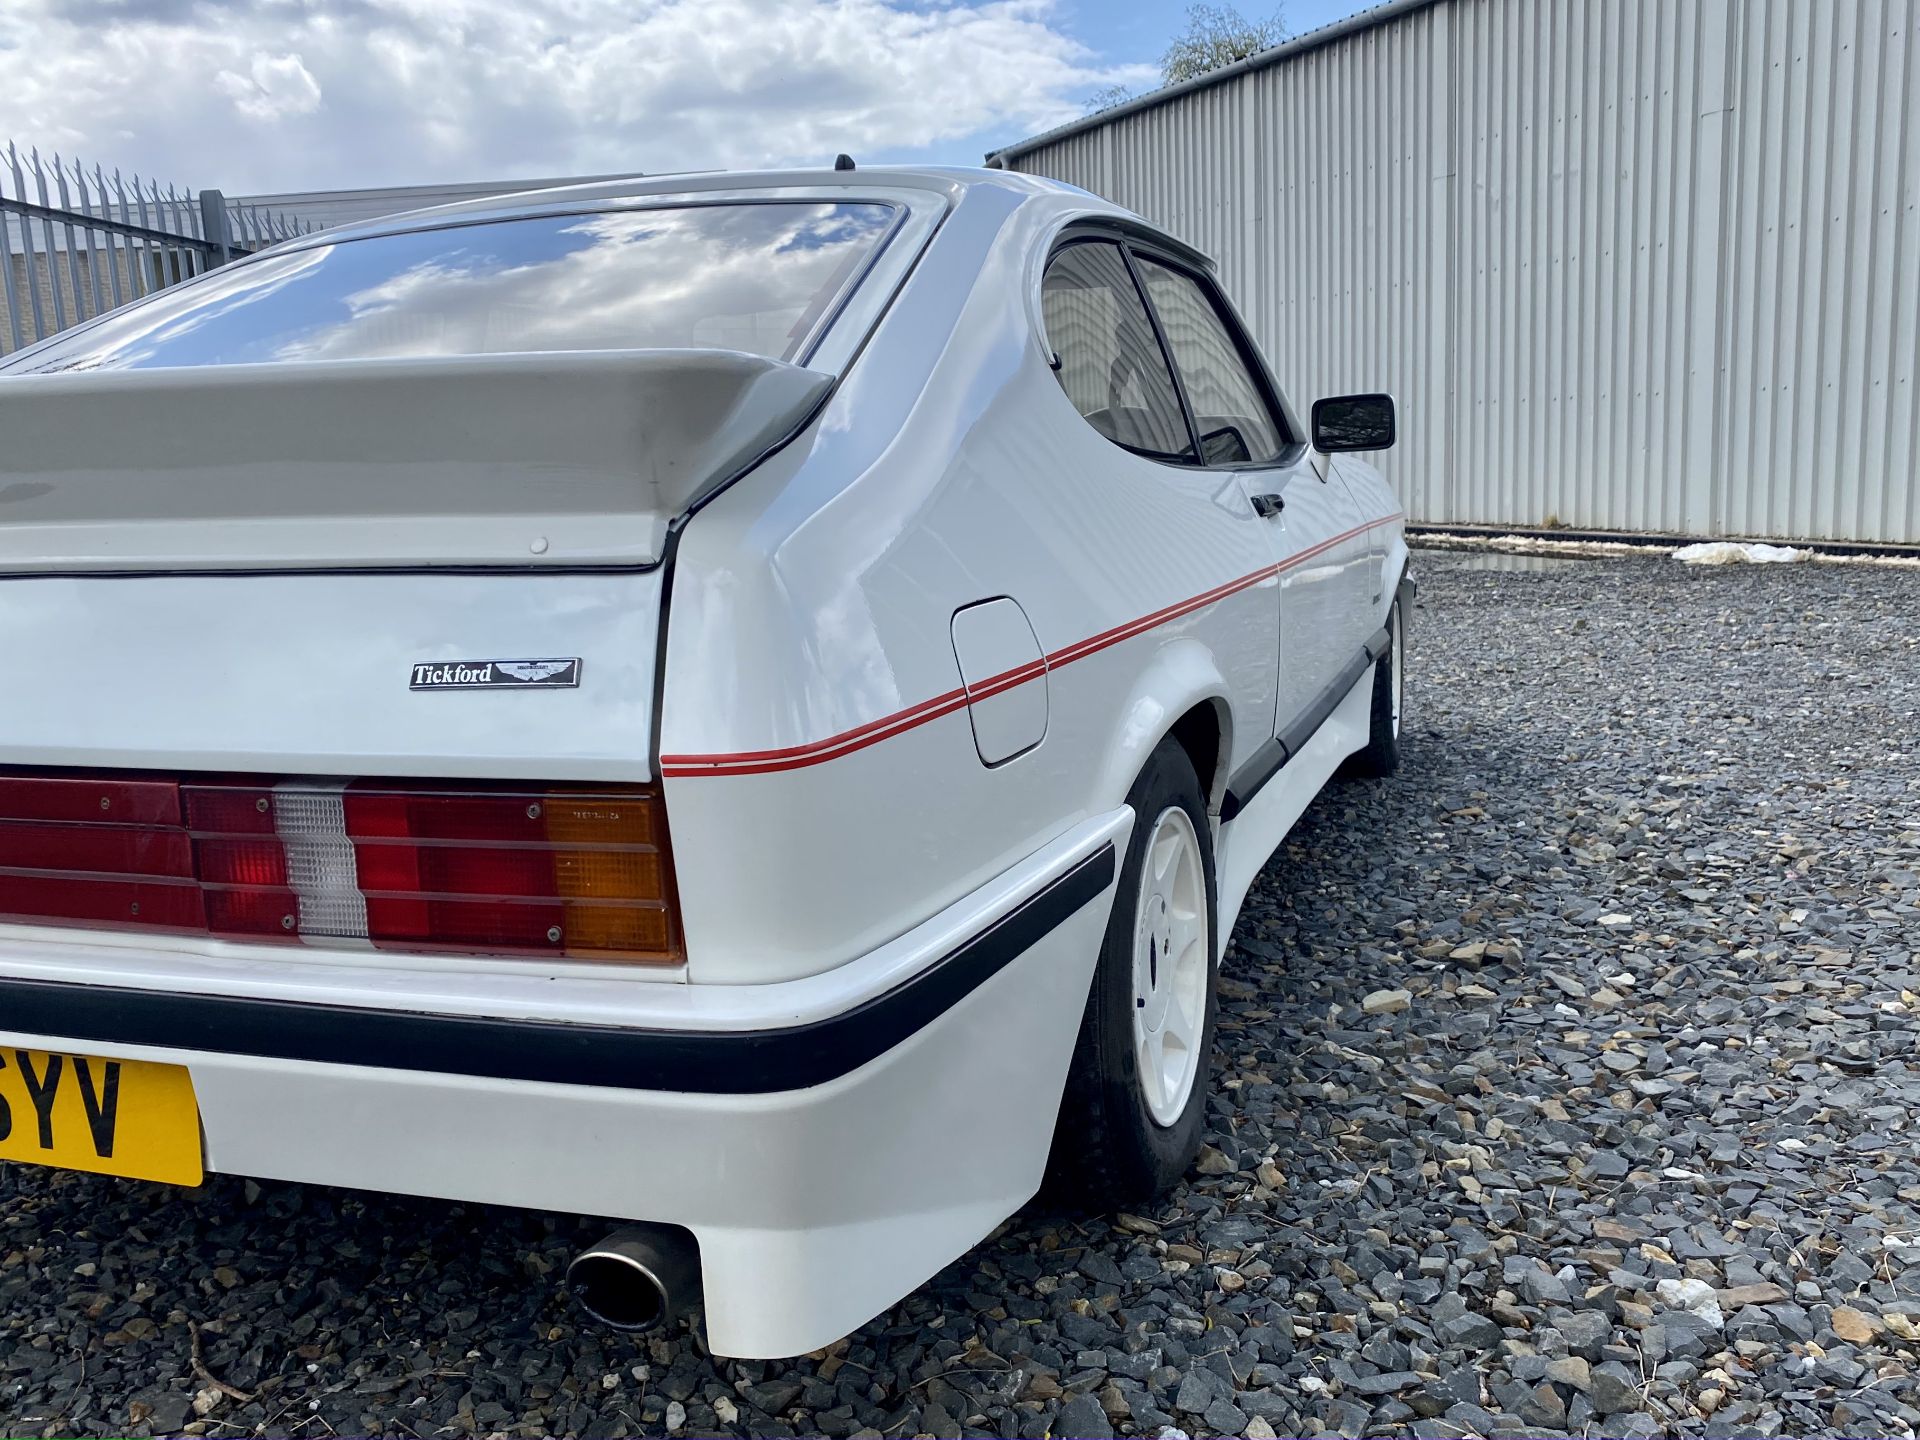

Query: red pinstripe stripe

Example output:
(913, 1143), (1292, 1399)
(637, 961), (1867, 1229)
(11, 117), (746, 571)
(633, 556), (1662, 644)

(661, 513), (1402, 778)
(661, 684), (970, 767)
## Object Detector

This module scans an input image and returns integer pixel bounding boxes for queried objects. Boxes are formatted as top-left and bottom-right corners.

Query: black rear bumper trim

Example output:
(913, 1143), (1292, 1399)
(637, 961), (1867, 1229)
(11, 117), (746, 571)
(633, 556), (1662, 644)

(0, 843), (1115, 1096)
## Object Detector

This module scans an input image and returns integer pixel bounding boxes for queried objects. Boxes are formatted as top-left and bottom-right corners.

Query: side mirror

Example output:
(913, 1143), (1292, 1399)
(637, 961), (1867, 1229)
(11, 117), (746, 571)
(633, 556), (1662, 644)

(1311, 393), (1396, 453)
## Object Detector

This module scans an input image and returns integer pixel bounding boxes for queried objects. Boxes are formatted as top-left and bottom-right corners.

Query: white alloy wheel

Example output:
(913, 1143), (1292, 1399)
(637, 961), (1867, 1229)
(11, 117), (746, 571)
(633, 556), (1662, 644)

(1390, 605), (1405, 738)
(1131, 804), (1211, 1127)
(1048, 740), (1219, 1203)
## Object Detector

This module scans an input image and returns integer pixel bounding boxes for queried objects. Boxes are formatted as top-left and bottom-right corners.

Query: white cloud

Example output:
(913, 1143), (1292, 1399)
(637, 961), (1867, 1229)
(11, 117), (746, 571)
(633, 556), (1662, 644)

(0, 0), (1152, 193)
(214, 53), (325, 123)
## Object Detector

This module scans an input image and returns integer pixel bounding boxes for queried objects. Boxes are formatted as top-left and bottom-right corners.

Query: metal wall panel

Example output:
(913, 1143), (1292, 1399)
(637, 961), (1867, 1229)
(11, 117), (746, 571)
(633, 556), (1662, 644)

(1002, 0), (1920, 544)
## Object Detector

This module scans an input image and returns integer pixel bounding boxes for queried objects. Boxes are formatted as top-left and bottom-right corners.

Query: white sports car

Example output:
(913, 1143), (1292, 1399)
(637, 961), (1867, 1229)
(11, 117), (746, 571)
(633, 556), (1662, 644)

(0, 165), (1407, 1359)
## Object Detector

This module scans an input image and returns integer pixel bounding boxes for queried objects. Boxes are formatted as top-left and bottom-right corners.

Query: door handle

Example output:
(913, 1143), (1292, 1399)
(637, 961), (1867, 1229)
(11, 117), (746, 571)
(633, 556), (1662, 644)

(1250, 493), (1285, 518)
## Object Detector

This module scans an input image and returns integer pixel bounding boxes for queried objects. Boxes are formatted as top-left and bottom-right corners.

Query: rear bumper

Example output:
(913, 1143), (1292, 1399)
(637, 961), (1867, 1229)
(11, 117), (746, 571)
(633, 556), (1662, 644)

(0, 809), (1127, 1358)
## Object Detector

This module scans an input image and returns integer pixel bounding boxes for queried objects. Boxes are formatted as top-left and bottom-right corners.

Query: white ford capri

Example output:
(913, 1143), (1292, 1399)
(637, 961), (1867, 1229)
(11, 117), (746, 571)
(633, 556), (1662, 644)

(0, 165), (1408, 1358)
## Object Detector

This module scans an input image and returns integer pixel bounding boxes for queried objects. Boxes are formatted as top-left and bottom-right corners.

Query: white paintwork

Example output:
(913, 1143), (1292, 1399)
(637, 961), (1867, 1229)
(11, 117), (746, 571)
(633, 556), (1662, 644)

(0, 569), (664, 781)
(0, 350), (828, 572)
(1216, 659), (1378, 944)
(0, 165), (1407, 1359)
(661, 179), (1309, 984)
(950, 598), (1048, 765)
(1267, 454), (1374, 714)
(0, 809), (1128, 1359)
(1130, 805), (1209, 1126)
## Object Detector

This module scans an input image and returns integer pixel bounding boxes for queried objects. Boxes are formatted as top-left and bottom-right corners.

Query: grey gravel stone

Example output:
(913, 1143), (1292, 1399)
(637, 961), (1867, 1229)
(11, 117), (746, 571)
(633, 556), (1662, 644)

(744, 1378), (803, 1414)
(1438, 1311), (1505, 1351)
(1584, 1150), (1632, 1180)
(1172, 1368), (1216, 1415)
(1589, 1360), (1643, 1414)
(1657, 1310), (1724, 1362)
(1545, 1355), (1592, 1391)
(146, 1392), (192, 1433)
(1199, 1398), (1245, 1434)
(1320, 1397), (1373, 1437)
(1413, 1368), (1483, 1417)
(1347, 1369), (1421, 1396)
(1514, 1380), (1568, 1429)
(1552, 1308), (1616, 1361)
(1057, 1393), (1114, 1439)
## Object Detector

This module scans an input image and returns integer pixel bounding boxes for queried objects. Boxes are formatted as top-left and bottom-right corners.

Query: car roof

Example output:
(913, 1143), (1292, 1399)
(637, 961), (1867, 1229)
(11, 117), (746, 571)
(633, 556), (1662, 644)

(260, 165), (1212, 272)
(300, 166), (1069, 243)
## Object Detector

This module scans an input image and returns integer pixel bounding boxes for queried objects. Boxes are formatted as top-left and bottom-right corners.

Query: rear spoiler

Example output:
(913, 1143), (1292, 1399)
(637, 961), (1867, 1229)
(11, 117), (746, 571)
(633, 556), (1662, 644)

(0, 350), (831, 572)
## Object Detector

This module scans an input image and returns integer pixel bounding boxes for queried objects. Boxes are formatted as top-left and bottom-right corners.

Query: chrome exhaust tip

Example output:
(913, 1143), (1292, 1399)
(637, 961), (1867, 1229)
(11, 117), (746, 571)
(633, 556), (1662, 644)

(566, 1224), (701, 1333)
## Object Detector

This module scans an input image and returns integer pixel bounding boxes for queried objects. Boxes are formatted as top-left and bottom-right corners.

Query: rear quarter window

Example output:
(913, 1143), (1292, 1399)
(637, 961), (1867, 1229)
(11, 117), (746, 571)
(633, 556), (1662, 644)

(1040, 241), (1195, 463)
(4, 201), (896, 373)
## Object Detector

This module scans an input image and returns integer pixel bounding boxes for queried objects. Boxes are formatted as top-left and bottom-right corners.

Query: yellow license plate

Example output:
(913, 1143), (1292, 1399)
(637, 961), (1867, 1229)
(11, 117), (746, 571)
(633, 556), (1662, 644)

(0, 1048), (202, 1186)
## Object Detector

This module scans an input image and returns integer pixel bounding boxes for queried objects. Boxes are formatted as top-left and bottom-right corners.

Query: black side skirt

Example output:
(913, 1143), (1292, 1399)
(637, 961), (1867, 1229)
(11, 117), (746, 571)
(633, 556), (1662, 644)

(0, 844), (1116, 1096)
(1221, 625), (1391, 821)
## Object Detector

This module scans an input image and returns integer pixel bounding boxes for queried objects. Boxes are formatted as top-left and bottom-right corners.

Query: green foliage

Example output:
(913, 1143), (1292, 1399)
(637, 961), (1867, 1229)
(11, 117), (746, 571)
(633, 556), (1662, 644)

(1162, 3), (1289, 83)
(1085, 83), (1139, 115)
(1084, 4), (1288, 115)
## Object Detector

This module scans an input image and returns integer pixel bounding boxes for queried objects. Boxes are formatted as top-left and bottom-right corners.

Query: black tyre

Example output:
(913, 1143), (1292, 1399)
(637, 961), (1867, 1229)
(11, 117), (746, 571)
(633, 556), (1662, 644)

(1348, 596), (1405, 777)
(1046, 739), (1219, 1205)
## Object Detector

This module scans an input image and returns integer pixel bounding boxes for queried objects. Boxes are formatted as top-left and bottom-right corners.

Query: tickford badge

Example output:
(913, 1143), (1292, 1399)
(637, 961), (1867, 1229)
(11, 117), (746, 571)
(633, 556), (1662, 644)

(410, 659), (582, 690)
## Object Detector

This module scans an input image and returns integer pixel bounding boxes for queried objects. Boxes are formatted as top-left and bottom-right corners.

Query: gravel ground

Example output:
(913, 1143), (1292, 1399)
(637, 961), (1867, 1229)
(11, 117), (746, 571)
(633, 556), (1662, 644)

(5, 548), (1920, 1440)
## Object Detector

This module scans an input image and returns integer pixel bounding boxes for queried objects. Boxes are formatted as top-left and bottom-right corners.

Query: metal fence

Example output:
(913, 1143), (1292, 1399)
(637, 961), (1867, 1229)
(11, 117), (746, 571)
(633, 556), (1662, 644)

(0, 141), (318, 357)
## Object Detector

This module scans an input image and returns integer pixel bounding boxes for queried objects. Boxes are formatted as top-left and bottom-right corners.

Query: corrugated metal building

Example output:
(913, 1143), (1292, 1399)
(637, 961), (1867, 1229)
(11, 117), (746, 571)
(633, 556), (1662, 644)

(988, 0), (1920, 546)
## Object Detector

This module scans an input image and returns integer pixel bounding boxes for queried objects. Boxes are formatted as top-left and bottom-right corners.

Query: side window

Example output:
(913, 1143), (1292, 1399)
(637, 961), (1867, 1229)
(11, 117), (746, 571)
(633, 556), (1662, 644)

(1041, 242), (1195, 463)
(1135, 257), (1285, 466)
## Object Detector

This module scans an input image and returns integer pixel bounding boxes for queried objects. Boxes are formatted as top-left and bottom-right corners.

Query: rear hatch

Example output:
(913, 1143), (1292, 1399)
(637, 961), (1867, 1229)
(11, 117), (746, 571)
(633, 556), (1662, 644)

(0, 183), (942, 958)
(0, 186), (917, 778)
(0, 352), (833, 962)
(0, 350), (828, 779)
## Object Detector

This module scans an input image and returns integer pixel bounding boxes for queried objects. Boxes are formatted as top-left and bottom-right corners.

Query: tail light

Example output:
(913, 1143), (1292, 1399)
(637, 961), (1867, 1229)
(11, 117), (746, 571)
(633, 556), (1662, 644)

(0, 772), (681, 965)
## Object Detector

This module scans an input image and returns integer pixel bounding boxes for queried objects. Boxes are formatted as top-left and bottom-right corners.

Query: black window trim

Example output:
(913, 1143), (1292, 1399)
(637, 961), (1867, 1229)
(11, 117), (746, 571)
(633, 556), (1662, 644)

(1118, 237), (1308, 474)
(1115, 242), (1208, 467)
(1040, 231), (1205, 469)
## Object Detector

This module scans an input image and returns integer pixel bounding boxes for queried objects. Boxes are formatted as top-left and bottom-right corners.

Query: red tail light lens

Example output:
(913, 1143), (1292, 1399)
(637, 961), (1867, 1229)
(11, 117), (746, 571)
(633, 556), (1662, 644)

(0, 873), (207, 930)
(0, 774), (184, 826)
(339, 783), (677, 961)
(0, 821), (193, 878)
(0, 771), (681, 966)
(0, 775), (203, 932)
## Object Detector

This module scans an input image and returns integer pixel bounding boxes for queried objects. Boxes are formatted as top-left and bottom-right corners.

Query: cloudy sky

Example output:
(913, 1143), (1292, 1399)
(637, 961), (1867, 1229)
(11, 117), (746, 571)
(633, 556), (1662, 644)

(0, 0), (1361, 196)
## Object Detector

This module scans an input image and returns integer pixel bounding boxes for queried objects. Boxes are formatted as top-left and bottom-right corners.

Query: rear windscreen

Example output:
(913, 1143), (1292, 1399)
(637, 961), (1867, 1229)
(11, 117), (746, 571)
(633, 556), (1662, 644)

(5, 201), (895, 373)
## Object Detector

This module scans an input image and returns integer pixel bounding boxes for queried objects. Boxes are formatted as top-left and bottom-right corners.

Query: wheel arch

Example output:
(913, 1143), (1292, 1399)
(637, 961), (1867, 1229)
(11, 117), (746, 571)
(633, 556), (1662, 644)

(1091, 637), (1237, 817)
(1168, 698), (1231, 813)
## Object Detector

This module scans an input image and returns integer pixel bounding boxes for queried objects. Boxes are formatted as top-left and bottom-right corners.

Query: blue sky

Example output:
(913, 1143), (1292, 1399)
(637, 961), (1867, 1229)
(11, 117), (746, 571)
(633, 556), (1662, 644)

(1062, 0), (1365, 82)
(0, 0), (1375, 194)
(958, 0), (1369, 160)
